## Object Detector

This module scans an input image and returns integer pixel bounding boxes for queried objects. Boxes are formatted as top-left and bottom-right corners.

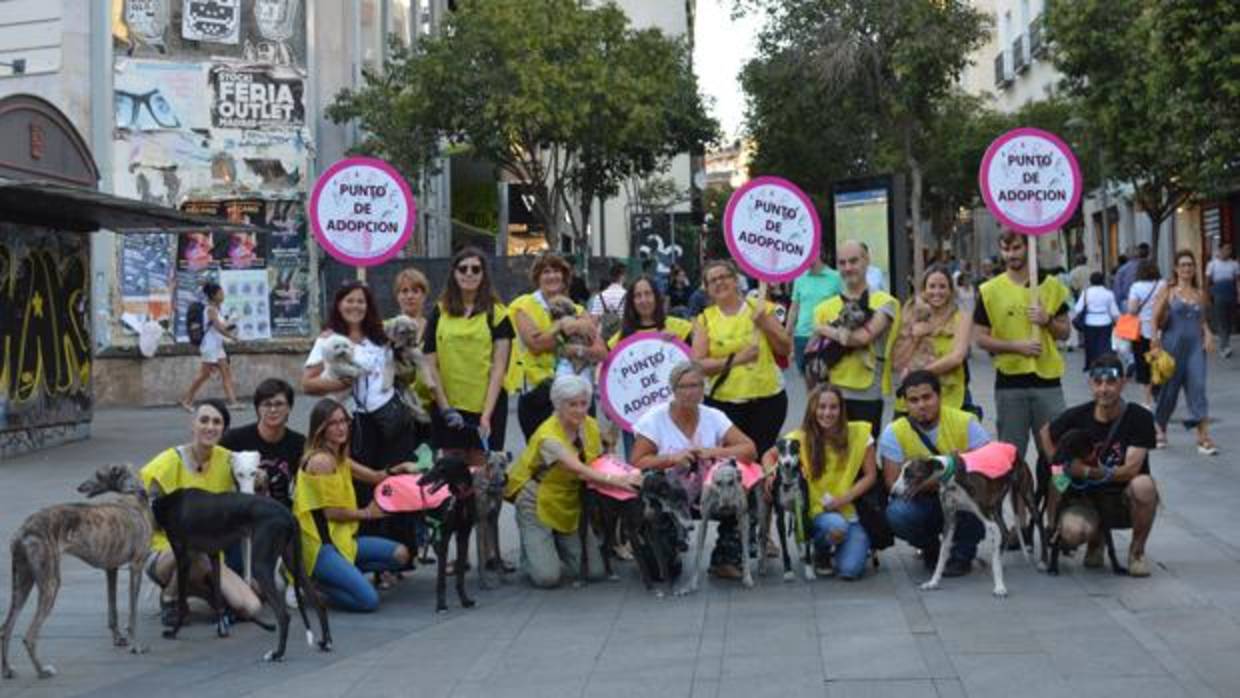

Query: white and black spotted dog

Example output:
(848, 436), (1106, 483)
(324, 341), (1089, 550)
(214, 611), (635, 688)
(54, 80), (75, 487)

(759, 439), (814, 582)
(384, 316), (434, 424)
(891, 455), (1035, 598)
(679, 459), (754, 594)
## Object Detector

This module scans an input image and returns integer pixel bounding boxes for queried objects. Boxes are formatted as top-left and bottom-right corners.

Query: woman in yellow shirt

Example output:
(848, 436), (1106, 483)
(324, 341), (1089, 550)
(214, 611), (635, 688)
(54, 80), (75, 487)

(891, 265), (973, 414)
(762, 385), (878, 579)
(294, 398), (415, 612)
(505, 375), (641, 588)
(140, 399), (262, 626)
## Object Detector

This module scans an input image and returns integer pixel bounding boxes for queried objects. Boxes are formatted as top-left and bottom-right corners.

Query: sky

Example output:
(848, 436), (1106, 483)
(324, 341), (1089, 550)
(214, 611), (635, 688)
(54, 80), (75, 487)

(693, 1), (760, 141)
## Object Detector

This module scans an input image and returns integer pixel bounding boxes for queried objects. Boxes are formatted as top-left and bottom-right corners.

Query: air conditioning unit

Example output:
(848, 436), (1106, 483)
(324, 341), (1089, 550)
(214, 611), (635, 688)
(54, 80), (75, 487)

(993, 52), (1011, 88)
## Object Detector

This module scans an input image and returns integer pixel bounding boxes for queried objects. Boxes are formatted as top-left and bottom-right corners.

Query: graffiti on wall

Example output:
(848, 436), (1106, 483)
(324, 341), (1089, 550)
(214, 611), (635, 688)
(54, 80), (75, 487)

(114, 0), (307, 67)
(0, 226), (92, 430)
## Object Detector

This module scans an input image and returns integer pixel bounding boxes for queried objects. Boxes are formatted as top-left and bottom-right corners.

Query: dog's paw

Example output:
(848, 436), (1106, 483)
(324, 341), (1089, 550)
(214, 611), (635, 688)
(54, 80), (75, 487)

(114, 635), (129, 647)
(804, 564), (816, 582)
(318, 639), (333, 653)
(673, 584), (697, 597)
(919, 580), (941, 591)
(262, 650), (284, 663)
(993, 585), (1008, 598)
(782, 570), (795, 583)
(435, 605), (448, 614)
(36, 664), (56, 679)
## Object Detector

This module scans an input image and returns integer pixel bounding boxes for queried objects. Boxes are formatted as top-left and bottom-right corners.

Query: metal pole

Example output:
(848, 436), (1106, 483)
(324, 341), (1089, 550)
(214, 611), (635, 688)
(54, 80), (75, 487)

(497, 182), (509, 257)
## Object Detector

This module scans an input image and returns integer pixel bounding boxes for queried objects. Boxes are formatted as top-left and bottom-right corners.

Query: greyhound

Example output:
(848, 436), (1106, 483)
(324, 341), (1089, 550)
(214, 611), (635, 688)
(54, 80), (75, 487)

(418, 455), (477, 613)
(3, 465), (152, 680)
(891, 450), (1041, 598)
(229, 451), (264, 584)
(679, 460), (754, 595)
(150, 489), (331, 662)
(474, 449), (512, 590)
(635, 470), (692, 597)
(759, 439), (814, 582)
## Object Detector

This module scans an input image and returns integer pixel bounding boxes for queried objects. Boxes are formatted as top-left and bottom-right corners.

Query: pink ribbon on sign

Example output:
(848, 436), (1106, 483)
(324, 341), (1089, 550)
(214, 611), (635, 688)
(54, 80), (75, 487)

(703, 460), (764, 491)
(959, 442), (1018, 480)
(587, 455), (639, 501)
(373, 473), (452, 513)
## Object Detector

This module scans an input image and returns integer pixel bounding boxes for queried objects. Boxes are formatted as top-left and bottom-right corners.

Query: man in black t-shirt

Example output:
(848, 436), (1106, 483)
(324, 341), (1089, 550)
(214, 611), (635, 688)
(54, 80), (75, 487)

(1039, 353), (1160, 577)
(220, 378), (304, 509)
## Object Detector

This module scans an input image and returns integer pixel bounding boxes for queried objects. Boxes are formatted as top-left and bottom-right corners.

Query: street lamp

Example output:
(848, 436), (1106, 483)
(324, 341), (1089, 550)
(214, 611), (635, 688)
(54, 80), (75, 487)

(1066, 115), (1111, 281)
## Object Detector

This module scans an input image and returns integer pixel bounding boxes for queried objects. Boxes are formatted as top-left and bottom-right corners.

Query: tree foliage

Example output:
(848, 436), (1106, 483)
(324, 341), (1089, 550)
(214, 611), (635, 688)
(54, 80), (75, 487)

(327, 0), (717, 252)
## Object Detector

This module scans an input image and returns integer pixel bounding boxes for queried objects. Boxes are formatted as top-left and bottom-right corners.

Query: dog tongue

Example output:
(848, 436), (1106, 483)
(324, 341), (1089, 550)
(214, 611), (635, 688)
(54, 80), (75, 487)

(587, 455), (638, 501)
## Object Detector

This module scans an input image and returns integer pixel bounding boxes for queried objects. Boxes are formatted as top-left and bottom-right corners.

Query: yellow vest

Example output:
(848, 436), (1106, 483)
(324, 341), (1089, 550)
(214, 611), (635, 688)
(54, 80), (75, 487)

(436, 302), (508, 414)
(504, 415), (602, 534)
(504, 294), (584, 393)
(293, 453), (359, 577)
(890, 406), (975, 461)
(784, 421), (872, 519)
(894, 309), (966, 412)
(812, 290), (901, 394)
(607, 316), (693, 349)
(979, 273), (1068, 379)
(698, 300), (782, 402)
(140, 446), (235, 552)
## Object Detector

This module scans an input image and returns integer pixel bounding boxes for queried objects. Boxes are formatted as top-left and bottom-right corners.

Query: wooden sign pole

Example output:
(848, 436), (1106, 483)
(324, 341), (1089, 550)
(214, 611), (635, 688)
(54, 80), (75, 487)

(1028, 235), (1039, 341)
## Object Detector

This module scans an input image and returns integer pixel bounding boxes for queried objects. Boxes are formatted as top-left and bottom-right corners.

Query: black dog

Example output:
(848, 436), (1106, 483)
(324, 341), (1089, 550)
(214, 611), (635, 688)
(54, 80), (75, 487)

(1045, 429), (1126, 576)
(578, 485), (643, 584)
(150, 489), (331, 662)
(418, 456), (477, 613)
(634, 470), (692, 596)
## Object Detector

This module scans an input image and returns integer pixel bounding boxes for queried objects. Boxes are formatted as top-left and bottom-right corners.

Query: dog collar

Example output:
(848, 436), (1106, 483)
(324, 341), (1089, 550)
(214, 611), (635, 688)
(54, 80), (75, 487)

(937, 455), (958, 483)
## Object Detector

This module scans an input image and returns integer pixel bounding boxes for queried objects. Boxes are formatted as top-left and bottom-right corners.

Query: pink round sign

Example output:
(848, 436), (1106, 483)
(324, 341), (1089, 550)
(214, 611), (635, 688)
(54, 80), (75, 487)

(309, 157), (416, 266)
(723, 176), (821, 283)
(978, 127), (1082, 236)
(598, 331), (694, 432)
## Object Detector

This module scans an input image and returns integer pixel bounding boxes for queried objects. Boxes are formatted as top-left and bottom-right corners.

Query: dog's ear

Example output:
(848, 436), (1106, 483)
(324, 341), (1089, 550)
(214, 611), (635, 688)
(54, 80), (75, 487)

(76, 467), (109, 497)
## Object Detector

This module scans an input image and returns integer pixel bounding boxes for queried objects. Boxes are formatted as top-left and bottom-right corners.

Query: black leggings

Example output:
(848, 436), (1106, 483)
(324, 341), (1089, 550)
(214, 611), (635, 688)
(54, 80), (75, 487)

(706, 390), (789, 457)
(844, 399), (885, 440)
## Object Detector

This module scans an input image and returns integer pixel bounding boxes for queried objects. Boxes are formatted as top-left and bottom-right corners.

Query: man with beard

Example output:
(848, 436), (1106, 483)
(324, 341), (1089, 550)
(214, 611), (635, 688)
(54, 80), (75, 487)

(975, 231), (1071, 467)
(879, 371), (991, 577)
(1039, 353), (1159, 576)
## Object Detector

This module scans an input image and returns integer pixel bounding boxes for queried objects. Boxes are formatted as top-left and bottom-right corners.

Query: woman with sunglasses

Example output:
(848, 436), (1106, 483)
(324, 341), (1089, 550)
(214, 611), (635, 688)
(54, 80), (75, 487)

(505, 253), (606, 440)
(423, 247), (514, 457)
(1151, 249), (1218, 454)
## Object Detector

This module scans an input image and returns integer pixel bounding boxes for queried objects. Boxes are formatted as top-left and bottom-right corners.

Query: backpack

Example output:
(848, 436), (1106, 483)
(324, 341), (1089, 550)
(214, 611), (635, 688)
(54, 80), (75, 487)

(186, 301), (206, 346)
(598, 293), (623, 343)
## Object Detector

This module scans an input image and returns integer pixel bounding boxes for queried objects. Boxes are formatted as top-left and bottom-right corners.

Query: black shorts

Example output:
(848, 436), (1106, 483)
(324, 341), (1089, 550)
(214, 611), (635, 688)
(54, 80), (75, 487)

(1061, 487), (1132, 530)
(431, 391), (509, 452)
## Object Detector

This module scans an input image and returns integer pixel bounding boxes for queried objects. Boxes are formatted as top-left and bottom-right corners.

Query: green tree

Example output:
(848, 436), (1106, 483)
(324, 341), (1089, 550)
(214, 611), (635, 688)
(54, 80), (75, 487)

(327, 0), (716, 255)
(737, 0), (991, 279)
(1046, 0), (1212, 253)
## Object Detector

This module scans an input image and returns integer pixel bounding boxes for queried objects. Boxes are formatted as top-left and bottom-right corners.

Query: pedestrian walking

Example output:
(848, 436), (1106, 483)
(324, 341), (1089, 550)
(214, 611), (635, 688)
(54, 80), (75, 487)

(180, 282), (240, 411)
(1152, 250), (1219, 455)
(1126, 260), (1164, 409)
(1206, 243), (1238, 358)
(1074, 272), (1121, 371)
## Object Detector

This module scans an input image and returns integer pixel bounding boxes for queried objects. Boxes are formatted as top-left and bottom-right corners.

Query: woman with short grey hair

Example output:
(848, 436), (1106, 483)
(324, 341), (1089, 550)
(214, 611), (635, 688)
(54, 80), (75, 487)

(503, 375), (642, 587)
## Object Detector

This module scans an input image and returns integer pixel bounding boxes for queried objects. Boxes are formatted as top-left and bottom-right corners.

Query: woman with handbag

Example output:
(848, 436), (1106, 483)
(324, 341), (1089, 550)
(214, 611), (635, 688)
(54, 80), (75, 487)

(1073, 272), (1121, 371)
(1151, 250), (1218, 454)
(1126, 261), (1164, 409)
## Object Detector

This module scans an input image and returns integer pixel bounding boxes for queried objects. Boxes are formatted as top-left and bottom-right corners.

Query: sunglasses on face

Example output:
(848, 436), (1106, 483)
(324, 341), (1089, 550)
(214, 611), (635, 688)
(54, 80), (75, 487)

(1089, 367), (1122, 383)
(456, 263), (483, 275)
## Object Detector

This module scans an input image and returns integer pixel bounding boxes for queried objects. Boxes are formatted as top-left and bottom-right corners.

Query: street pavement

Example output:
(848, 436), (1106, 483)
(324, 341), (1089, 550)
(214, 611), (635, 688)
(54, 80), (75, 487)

(3, 350), (1240, 697)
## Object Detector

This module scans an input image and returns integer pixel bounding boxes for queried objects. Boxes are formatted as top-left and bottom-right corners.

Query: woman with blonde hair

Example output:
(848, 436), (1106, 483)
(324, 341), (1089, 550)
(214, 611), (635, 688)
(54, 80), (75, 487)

(1151, 249), (1218, 454)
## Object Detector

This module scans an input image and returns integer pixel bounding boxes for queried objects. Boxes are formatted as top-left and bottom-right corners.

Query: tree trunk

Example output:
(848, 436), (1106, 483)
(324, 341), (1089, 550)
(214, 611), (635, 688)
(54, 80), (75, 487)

(906, 126), (925, 288)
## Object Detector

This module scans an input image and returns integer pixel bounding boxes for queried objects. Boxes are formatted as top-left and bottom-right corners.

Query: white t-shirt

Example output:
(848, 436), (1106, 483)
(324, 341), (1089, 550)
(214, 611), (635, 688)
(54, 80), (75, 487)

(1073, 286), (1121, 327)
(1126, 280), (1164, 339)
(589, 284), (626, 317)
(305, 334), (395, 413)
(1207, 258), (1239, 284)
(634, 403), (734, 455)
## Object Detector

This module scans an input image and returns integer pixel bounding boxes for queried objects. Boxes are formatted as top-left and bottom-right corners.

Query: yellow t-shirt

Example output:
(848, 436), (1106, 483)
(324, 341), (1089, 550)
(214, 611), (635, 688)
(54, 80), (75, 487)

(979, 272), (1069, 380)
(697, 300), (783, 402)
(812, 290), (901, 395)
(293, 453), (360, 577)
(504, 293), (585, 393)
(504, 415), (602, 533)
(430, 302), (511, 414)
(140, 445), (236, 552)
(607, 316), (693, 349)
(784, 422), (872, 519)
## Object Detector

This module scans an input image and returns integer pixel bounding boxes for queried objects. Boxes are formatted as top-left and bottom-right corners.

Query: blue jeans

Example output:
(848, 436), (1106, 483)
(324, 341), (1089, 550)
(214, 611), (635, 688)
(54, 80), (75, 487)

(810, 513), (870, 579)
(885, 495), (983, 563)
(794, 336), (811, 373)
(312, 536), (405, 612)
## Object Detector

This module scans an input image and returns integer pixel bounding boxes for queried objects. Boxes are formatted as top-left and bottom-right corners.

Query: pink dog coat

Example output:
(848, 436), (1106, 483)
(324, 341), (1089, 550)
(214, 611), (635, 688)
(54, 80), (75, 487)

(587, 455), (639, 501)
(373, 474), (452, 513)
(958, 442), (1017, 479)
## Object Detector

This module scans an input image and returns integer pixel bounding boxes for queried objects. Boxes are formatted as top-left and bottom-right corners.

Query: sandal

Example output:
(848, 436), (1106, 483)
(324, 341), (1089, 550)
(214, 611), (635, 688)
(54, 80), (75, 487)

(1155, 435), (1168, 450)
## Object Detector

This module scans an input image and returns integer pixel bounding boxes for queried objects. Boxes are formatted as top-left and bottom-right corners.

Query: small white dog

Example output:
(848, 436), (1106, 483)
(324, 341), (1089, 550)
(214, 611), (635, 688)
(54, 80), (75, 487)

(320, 334), (366, 403)
(384, 316), (434, 424)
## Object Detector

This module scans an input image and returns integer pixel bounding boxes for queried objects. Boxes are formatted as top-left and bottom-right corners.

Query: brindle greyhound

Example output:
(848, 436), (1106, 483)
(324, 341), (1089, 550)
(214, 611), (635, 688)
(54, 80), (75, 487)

(2, 464), (152, 680)
(474, 449), (513, 590)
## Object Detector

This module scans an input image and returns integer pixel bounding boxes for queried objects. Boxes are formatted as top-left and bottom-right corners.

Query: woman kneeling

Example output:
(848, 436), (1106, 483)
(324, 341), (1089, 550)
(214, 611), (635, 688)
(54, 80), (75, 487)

(505, 375), (641, 588)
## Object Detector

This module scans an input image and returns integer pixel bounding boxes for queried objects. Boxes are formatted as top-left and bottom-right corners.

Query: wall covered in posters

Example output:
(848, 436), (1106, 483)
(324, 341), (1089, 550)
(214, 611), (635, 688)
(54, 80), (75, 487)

(0, 226), (92, 434)
(110, 0), (312, 347)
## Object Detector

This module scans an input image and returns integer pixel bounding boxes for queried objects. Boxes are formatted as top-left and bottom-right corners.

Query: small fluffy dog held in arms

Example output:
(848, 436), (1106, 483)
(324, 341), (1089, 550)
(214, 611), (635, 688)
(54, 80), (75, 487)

(3, 465), (152, 680)
(319, 334), (367, 403)
(680, 459), (755, 595)
(546, 295), (597, 376)
(384, 315), (435, 424)
(804, 294), (874, 385)
(900, 298), (942, 372)
(891, 442), (1041, 598)
(151, 489), (331, 662)
(760, 439), (814, 582)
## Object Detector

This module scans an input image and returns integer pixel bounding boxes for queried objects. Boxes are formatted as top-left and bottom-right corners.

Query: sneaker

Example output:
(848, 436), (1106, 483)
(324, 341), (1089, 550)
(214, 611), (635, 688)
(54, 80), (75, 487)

(1198, 442), (1220, 456)
(1084, 544), (1104, 569)
(709, 563), (742, 579)
(1128, 553), (1151, 578)
(942, 558), (972, 578)
(813, 549), (835, 577)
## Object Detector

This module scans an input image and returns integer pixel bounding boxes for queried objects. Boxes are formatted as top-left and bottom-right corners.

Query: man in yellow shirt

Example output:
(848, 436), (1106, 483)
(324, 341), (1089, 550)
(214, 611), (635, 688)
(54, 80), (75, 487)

(975, 231), (1071, 462)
